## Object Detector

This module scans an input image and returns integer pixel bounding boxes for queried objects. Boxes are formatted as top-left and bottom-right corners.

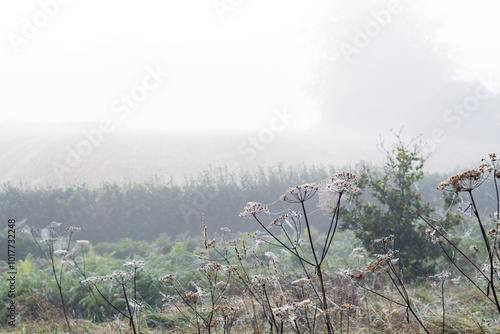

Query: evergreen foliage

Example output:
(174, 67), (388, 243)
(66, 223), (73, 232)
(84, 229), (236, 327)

(341, 134), (462, 273)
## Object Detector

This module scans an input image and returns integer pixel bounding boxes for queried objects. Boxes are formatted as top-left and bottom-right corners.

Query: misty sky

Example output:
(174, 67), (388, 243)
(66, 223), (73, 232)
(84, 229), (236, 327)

(0, 1), (499, 183)
(2, 1), (499, 129)
(2, 1), (329, 131)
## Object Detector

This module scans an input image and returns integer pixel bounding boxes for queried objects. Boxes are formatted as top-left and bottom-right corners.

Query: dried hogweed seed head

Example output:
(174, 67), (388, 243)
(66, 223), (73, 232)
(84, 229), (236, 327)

(81, 276), (103, 287)
(353, 247), (363, 255)
(109, 270), (133, 284)
(479, 163), (494, 174)
(373, 235), (394, 247)
(365, 251), (395, 272)
(438, 167), (491, 193)
(430, 271), (451, 281)
(123, 259), (145, 270)
(425, 229), (443, 244)
(270, 215), (285, 227)
(216, 281), (228, 290)
(269, 211), (302, 228)
(325, 172), (360, 195)
(22, 225), (39, 236)
(481, 153), (500, 178)
(349, 272), (365, 282)
(42, 237), (59, 244)
(159, 274), (175, 283)
(202, 261), (222, 271)
(54, 250), (67, 257)
(50, 221), (61, 228)
(207, 238), (216, 248)
(224, 264), (238, 274)
(335, 303), (360, 314)
(64, 251), (75, 260)
(185, 291), (200, 304)
(239, 202), (269, 217)
(280, 183), (318, 203)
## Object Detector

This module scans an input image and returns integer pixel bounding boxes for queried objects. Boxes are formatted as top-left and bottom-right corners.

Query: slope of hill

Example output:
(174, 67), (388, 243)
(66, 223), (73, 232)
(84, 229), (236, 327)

(0, 124), (496, 187)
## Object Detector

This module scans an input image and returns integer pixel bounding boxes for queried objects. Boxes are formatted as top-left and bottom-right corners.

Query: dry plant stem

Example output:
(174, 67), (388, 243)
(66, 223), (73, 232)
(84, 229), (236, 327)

(218, 247), (272, 326)
(320, 194), (342, 266)
(439, 243), (492, 301)
(339, 312), (343, 334)
(418, 213), (488, 279)
(316, 267), (334, 333)
(475, 320), (487, 334)
(301, 202), (319, 266)
(469, 191), (500, 314)
(275, 225), (324, 306)
(171, 284), (207, 324)
(31, 228), (72, 333)
(253, 215), (314, 266)
(493, 221), (500, 262)
(495, 176), (499, 221)
(386, 261), (429, 334)
(312, 307), (318, 333)
(293, 319), (301, 334)
(53, 258), (71, 332)
(167, 295), (199, 330)
(93, 285), (129, 318)
(52, 228), (72, 333)
(132, 267), (140, 333)
(297, 256), (323, 307)
(250, 300), (261, 334)
(121, 284), (137, 334)
(356, 284), (406, 307)
(262, 285), (280, 332)
(300, 201), (334, 334)
(440, 279), (445, 334)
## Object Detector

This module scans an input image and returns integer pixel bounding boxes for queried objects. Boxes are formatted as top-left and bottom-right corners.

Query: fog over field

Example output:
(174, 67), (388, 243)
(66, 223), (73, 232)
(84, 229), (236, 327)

(0, 127), (497, 187)
(1, 1), (499, 185)
(2, 3), (500, 333)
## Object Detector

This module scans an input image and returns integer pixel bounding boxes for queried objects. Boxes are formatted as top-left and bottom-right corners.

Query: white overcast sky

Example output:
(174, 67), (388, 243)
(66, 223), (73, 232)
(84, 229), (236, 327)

(0, 0), (499, 133)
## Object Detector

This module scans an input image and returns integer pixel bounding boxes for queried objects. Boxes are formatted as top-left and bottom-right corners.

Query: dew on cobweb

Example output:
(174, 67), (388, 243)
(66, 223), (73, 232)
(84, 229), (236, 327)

(458, 200), (473, 217)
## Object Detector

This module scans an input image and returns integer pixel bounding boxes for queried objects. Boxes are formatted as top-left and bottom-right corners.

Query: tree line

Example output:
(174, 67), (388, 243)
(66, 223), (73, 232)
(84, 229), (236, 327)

(0, 164), (335, 243)
(1, 161), (494, 246)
